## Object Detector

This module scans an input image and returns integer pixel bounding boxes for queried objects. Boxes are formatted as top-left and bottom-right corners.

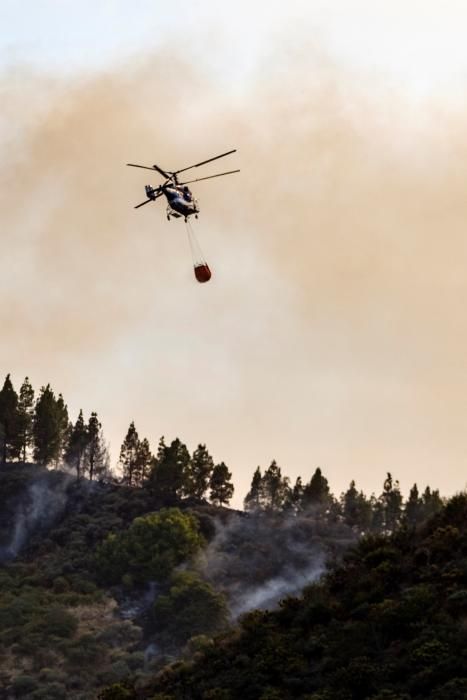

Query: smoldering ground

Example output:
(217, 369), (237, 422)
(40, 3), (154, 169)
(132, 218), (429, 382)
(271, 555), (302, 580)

(197, 510), (355, 618)
(0, 468), (72, 562)
(2, 42), (467, 500)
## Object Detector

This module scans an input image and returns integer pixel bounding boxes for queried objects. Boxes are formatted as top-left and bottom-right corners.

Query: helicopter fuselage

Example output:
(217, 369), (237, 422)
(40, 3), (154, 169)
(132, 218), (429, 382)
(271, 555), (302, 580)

(163, 185), (199, 219)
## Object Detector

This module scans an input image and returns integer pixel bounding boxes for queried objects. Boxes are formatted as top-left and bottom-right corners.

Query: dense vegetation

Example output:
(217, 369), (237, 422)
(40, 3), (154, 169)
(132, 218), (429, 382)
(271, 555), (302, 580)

(0, 373), (460, 699)
(123, 494), (467, 700)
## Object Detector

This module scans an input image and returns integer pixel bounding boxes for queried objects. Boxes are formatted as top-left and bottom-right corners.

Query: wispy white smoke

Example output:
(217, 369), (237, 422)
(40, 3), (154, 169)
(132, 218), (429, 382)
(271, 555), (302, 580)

(230, 560), (325, 617)
(198, 511), (353, 619)
(0, 474), (70, 561)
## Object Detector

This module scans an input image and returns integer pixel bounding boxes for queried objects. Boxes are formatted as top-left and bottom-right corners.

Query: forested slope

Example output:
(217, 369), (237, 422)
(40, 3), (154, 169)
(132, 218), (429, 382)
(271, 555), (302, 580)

(0, 464), (353, 699)
(125, 494), (467, 700)
(0, 373), (458, 700)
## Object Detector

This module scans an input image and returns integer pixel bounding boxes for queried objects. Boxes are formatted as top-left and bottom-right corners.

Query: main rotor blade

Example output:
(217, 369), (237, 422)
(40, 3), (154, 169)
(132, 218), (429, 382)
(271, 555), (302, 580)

(152, 164), (171, 179)
(174, 149), (237, 175)
(127, 163), (160, 171)
(179, 169), (240, 185)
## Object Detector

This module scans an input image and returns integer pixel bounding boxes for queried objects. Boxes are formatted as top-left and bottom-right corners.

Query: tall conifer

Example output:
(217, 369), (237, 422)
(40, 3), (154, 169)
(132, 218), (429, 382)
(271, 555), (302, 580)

(85, 412), (109, 481)
(16, 377), (35, 462)
(33, 385), (67, 466)
(65, 409), (88, 480)
(150, 438), (190, 504)
(209, 462), (234, 506)
(186, 444), (214, 500)
(119, 421), (140, 486)
(0, 374), (19, 465)
(244, 467), (262, 511)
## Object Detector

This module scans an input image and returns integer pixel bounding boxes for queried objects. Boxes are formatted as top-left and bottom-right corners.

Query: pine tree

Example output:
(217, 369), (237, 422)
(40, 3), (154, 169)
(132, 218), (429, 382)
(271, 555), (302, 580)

(186, 444), (214, 500)
(382, 472), (403, 531)
(302, 467), (330, 509)
(33, 385), (66, 466)
(150, 438), (190, 504)
(55, 394), (70, 465)
(422, 486), (444, 520)
(342, 480), (359, 527)
(286, 476), (304, 513)
(119, 422), (140, 486)
(0, 374), (19, 465)
(405, 483), (423, 527)
(15, 377), (35, 462)
(134, 437), (152, 487)
(341, 480), (372, 532)
(64, 409), (88, 480)
(85, 412), (109, 481)
(261, 460), (290, 511)
(244, 466), (262, 511)
(370, 493), (385, 533)
(209, 462), (234, 506)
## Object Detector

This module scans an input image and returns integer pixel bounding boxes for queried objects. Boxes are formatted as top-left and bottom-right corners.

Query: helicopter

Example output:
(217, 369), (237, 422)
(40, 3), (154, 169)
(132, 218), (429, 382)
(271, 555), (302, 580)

(127, 149), (239, 221)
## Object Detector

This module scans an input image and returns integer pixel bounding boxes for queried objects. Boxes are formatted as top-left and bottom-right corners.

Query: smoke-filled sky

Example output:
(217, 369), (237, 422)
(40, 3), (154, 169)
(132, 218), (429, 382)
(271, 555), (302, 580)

(2, 1), (467, 505)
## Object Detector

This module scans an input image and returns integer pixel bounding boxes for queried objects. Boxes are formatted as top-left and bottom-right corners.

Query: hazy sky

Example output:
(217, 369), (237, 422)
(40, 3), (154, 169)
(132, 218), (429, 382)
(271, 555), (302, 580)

(2, 1), (467, 505)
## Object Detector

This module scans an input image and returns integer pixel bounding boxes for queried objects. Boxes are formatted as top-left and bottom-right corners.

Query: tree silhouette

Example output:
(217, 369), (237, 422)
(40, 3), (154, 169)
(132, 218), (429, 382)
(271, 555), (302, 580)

(150, 438), (190, 505)
(244, 466), (262, 511)
(0, 374), (19, 465)
(119, 422), (140, 486)
(186, 444), (214, 500)
(85, 412), (109, 481)
(341, 480), (373, 532)
(260, 460), (290, 512)
(134, 437), (152, 487)
(15, 377), (35, 462)
(64, 409), (88, 480)
(405, 483), (423, 527)
(382, 472), (403, 532)
(209, 462), (234, 506)
(302, 467), (330, 509)
(33, 385), (68, 466)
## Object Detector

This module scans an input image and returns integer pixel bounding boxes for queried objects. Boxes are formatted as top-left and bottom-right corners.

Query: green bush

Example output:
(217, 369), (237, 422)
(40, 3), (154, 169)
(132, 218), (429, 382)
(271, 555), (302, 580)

(98, 660), (131, 685)
(29, 682), (67, 700)
(65, 633), (106, 665)
(95, 508), (204, 585)
(152, 571), (228, 647)
(126, 651), (145, 671)
(97, 682), (136, 699)
(52, 577), (70, 593)
(97, 621), (142, 648)
(27, 605), (77, 639)
(72, 576), (98, 594)
(11, 674), (37, 697)
(38, 668), (67, 684)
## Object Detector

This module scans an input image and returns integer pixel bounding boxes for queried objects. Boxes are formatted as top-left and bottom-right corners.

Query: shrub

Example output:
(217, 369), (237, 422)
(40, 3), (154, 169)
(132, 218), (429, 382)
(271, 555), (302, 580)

(97, 682), (136, 700)
(152, 571), (228, 647)
(97, 621), (142, 648)
(95, 508), (204, 585)
(52, 577), (70, 593)
(98, 660), (131, 685)
(126, 651), (145, 671)
(11, 674), (37, 697)
(38, 668), (67, 683)
(29, 682), (67, 700)
(65, 633), (106, 665)
(30, 605), (77, 639)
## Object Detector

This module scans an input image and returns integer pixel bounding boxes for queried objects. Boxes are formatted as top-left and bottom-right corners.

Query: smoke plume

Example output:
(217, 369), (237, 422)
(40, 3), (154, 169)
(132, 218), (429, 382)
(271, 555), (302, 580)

(1, 40), (467, 502)
(0, 472), (71, 562)
(198, 511), (353, 618)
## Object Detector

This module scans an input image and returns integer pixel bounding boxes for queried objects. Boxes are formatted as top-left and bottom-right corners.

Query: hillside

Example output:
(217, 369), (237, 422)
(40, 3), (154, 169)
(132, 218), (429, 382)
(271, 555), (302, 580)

(0, 464), (355, 699)
(121, 494), (467, 700)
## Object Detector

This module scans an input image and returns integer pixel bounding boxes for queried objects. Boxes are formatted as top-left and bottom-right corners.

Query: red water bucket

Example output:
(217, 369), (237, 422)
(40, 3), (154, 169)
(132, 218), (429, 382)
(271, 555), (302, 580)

(194, 263), (212, 283)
